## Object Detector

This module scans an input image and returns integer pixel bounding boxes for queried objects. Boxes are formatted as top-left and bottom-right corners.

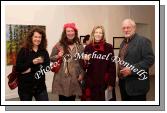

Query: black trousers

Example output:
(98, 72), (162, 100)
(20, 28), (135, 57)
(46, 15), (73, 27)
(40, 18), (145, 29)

(18, 88), (49, 101)
(59, 95), (76, 101)
(119, 79), (146, 101)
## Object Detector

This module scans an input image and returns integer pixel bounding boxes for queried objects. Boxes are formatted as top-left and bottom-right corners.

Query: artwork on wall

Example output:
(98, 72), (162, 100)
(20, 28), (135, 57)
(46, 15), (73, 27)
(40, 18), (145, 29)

(6, 24), (46, 65)
(113, 37), (125, 49)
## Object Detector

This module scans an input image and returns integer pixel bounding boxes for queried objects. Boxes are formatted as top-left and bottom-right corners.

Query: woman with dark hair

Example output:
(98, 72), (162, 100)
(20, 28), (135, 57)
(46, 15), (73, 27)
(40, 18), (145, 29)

(83, 26), (116, 101)
(16, 27), (50, 101)
(50, 23), (84, 101)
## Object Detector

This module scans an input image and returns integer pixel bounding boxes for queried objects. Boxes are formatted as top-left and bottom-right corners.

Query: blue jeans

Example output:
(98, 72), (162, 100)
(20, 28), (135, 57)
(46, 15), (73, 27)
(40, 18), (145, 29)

(18, 89), (49, 101)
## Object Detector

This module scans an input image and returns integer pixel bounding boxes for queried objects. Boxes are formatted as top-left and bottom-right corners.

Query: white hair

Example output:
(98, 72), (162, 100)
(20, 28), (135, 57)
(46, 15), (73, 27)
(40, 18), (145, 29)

(122, 18), (136, 28)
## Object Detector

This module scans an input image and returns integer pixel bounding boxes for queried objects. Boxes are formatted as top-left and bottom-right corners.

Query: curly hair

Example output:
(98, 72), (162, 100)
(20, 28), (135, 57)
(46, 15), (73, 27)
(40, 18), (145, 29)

(23, 27), (47, 50)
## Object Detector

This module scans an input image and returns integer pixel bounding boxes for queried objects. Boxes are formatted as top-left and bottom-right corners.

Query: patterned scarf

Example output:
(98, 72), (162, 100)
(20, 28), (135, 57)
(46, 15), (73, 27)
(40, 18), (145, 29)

(118, 36), (134, 78)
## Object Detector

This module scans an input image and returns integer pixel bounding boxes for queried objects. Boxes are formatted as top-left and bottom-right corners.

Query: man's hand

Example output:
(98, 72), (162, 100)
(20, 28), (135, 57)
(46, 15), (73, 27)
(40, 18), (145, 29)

(120, 67), (132, 77)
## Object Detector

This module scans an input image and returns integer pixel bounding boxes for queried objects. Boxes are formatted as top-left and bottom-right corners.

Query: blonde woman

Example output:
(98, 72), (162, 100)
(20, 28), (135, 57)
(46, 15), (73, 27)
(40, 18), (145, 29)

(83, 26), (116, 101)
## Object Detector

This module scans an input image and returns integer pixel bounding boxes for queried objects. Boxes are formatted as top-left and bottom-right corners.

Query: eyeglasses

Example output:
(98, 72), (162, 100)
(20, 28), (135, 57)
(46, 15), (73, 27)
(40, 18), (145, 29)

(122, 26), (132, 30)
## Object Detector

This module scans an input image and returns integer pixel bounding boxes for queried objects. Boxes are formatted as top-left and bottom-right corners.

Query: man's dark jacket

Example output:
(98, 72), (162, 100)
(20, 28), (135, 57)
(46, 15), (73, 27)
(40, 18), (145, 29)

(119, 33), (155, 96)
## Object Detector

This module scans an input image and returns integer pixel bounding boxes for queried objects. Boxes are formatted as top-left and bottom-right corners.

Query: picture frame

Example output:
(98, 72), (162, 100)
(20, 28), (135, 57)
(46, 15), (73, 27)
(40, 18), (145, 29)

(113, 37), (125, 49)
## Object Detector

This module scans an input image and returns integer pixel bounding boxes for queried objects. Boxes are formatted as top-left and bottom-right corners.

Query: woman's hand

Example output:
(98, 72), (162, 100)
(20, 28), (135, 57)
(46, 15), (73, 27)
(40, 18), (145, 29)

(58, 51), (64, 57)
(84, 54), (91, 60)
(78, 74), (83, 81)
(37, 57), (44, 63)
(33, 57), (44, 64)
(33, 58), (39, 64)
(108, 85), (113, 91)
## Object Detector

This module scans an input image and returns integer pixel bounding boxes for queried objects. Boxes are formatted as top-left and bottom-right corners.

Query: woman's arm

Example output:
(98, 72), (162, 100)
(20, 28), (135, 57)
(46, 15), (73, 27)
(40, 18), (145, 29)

(16, 48), (32, 73)
(42, 50), (50, 69)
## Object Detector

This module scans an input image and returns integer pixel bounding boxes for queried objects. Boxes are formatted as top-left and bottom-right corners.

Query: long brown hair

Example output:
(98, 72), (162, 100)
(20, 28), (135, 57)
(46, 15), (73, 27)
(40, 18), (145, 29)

(59, 29), (80, 54)
(23, 27), (47, 50)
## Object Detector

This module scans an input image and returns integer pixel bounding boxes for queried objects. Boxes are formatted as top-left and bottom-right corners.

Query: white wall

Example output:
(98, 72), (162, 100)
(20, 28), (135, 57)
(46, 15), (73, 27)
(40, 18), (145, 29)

(5, 5), (155, 99)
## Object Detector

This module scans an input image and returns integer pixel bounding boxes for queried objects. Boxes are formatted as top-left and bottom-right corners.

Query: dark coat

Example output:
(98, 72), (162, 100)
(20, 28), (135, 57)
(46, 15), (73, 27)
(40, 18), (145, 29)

(119, 33), (155, 96)
(84, 42), (116, 100)
(16, 47), (50, 94)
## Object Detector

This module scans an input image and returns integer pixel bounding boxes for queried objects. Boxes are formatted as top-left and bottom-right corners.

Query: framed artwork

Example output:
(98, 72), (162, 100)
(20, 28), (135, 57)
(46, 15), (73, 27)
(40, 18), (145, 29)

(113, 37), (125, 49)
(6, 24), (46, 65)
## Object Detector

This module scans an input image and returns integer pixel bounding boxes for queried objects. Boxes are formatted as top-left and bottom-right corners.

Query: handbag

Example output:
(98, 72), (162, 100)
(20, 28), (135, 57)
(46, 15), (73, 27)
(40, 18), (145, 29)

(7, 48), (28, 90)
(51, 45), (63, 73)
(51, 57), (62, 73)
(7, 65), (19, 90)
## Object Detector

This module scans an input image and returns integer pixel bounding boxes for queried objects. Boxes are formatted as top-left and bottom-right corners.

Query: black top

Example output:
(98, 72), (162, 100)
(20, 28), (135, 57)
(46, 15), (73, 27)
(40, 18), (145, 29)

(16, 47), (50, 93)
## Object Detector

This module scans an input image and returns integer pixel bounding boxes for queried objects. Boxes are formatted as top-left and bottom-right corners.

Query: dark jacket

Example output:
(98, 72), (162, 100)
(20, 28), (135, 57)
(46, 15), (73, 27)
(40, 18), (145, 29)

(16, 47), (50, 93)
(119, 33), (155, 96)
(84, 42), (116, 100)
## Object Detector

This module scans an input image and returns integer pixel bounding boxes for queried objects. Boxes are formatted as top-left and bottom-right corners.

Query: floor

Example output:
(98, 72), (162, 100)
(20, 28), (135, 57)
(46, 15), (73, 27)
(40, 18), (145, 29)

(6, 76), (155, 101)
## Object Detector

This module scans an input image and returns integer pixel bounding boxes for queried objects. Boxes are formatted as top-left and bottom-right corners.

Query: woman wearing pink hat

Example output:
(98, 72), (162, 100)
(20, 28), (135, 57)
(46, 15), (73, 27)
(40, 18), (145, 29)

(50, 23), (85, 101)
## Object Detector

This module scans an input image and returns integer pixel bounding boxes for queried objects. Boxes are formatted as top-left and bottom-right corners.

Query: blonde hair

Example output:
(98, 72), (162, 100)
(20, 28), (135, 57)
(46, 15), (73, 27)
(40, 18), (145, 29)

(90, 26), (106, 45)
